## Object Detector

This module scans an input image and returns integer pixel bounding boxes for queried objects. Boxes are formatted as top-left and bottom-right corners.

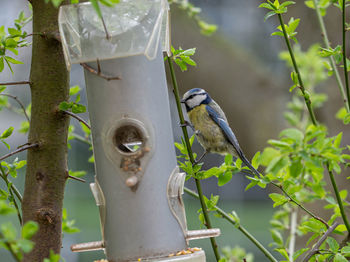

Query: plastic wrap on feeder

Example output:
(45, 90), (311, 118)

(58, 0), (170, 69)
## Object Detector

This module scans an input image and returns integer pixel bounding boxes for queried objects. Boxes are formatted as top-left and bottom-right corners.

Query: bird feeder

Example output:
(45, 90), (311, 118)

(58, 1), (220, 261)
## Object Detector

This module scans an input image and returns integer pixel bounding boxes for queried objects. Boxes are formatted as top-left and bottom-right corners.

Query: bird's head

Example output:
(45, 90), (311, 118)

(181, 88), (212, 112)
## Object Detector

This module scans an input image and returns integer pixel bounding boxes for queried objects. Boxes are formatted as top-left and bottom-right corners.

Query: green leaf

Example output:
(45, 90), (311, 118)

(229, 211), (240, 227)
(280, 1), (295, 8)
(58, 101), (72, 111)
(218, 171), (232, 186)
(69, 85), (81, 96)
(68, 170), (87, 178)
(22, 221), (39, 239)
(268, 139), (291, 149)
(251, 151), (260, 169)
(270, 229), (283, 246)
(0, 86), (6, 93)
(0, 57), (4, 72)
(5, 56), (23, 65)
(224, 154), (233, 165)
(269, 193), (288, 207)
(0, 200), (15, 215)
(289, 159), (303, 178)
(43, 250), (60, 262)
(293, 248), (309, 260)
(1, 126), (14, 139)
(259, 3), (275, 10)
(198, 21), (217, 36)
(271, 31), (284, 37)
(279, 128), (304, 143)
(1, 222), (17, 241)
(266, 156), (289, 175)
(260, 147), (280, 166)
(327, 237), (339, 252)
(275, 248), (289, 260)
(334, 253), (348, 262)
(90, 0), (103, 19)
(71, 103), (86, 114)
(235, 158), (242, 169)
(336, 224), (347, 233)
(341, 246), (350, 256)
(301, 218), (327, 233)
(17, 239), (34, 253)
(334, 132), (343, 147)
(264, 11), (277, 21)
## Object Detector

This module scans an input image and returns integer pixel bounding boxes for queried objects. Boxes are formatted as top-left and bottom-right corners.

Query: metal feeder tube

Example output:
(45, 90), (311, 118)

(59, 1), (220, 261)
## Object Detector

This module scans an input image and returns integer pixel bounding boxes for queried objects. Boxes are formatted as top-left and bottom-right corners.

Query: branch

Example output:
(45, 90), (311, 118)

(0, 165), (23, 225)
(242, 169), (329, 228)
(80, 61), (121, 81)
(277, 14), (318, 125)
(342, 0), (350, 110)
(71, 132), (92, 146)
(0, 143), (39, 162)
(167, 56), (221, 261)
(302, 222), (339, 262)
(312, 0), (349, 112)
(0, 81), (31, 86)
(327, 166), (350, 234)
(184, 187), (278, 262)
(62, 110), (91, 129)
(0, 94), (30, 122)
(68, 175), (86, 183)
(271, 182), (329, 228)
(288, 208), (298, 261)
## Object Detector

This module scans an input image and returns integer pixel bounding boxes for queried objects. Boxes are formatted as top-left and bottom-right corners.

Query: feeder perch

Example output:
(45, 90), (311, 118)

(59, 1), (220, 261)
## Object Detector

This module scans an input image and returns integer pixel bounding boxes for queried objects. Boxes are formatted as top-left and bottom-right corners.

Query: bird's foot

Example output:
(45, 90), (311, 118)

(180, 120), (195, 132)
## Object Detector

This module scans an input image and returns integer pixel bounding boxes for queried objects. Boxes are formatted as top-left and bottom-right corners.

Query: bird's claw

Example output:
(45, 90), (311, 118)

(180, 120), (195, 132)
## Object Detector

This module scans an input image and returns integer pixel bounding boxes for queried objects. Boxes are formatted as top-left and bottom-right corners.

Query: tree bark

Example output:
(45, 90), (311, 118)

(22, 1), (70, 261)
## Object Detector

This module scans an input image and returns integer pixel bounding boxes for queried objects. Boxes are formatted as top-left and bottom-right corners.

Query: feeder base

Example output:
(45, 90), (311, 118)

(131, 250), (206, 262)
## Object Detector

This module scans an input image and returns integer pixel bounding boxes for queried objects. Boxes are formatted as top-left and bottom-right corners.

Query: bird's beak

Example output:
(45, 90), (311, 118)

(180, 99), (185, 103)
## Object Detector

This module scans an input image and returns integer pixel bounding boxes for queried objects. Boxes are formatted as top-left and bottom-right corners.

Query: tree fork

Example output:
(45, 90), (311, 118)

(22, 1), (70, 261)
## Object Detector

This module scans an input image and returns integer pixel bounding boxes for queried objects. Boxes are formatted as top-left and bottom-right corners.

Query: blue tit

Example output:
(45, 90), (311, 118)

(181, 88), (259, 176)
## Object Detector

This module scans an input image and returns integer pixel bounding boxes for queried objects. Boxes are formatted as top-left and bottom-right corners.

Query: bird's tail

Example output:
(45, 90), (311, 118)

(240, 154), (260, 177)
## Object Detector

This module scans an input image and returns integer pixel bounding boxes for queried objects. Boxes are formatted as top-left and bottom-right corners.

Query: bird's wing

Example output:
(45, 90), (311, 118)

(205, 105), (243, 157)
(206, 105), (260, 176)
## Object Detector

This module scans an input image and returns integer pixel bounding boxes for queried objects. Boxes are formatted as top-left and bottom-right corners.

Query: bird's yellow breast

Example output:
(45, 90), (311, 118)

(188, 105), (229, 154)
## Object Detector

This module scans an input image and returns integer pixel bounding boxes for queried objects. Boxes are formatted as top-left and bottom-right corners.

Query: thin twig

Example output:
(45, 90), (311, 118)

(0, 81), (30, 86)
(271, 182), (329, 228)
(242, 169), (329, 228)
(302, 222), (339, 262)
(0, 143), (39, 162)
(342, 0), (350, 110)
(68, 175), (86, 183)
(312, 0), (349, 112)
(167, 56), (221, 261)
(0, 165), (22, 226)
(277, 14), (318, 125)
(71, 132), (92, 146)
(62, 110), (91, 129)
(288, 208), (297, 261)
(327, 166), (350, 234)
(184, 187), (278, 262)
(10, 187), (22, 225)
(0, 94), (30, 122)
(80, 62), (121, 81)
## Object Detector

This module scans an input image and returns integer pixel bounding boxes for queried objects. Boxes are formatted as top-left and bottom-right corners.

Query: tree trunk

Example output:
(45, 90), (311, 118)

(22, 1), (70, 261)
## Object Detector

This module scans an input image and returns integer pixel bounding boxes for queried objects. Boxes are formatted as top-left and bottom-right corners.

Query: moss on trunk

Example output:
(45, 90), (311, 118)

(22, 1), (70, 261)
